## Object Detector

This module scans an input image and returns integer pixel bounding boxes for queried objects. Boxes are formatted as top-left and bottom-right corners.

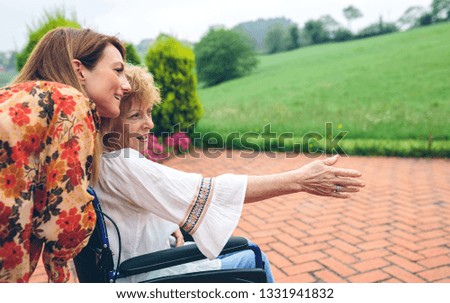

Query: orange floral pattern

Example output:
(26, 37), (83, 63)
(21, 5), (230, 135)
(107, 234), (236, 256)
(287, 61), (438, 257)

(0, 81), (99, 282)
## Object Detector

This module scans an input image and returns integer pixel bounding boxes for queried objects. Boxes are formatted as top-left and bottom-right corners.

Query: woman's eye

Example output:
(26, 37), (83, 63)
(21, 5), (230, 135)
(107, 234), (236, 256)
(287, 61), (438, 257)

(130, 113), (139, 118)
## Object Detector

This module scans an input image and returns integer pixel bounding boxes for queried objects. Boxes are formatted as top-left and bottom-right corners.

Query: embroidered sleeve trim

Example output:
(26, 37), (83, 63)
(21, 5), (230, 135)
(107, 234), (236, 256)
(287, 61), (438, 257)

(180, 177), (214, 235)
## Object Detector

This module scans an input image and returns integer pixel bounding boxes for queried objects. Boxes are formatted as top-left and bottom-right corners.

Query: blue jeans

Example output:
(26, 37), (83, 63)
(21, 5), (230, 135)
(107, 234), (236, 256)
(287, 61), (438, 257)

(217, 242), (274, 283)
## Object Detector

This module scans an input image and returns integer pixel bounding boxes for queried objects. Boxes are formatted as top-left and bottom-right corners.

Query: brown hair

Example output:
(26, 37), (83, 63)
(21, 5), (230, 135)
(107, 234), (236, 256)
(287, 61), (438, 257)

(101, 65), (161, 152)
(14, 27), (127, 184)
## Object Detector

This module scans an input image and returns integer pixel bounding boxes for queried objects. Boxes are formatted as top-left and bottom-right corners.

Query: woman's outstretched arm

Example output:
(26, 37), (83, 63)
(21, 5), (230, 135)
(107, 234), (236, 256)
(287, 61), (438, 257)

(245, 155), (364, 203)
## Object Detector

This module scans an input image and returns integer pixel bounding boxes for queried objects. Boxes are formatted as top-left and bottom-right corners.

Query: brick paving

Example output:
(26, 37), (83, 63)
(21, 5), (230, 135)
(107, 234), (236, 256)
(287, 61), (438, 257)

(30, 150), (450, 283)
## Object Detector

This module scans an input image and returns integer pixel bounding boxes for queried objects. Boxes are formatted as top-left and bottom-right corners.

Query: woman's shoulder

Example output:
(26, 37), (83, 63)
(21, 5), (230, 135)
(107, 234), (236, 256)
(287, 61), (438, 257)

(1, 80), (89, 106)
(102, 148), (150, 165)
(101, 148), (157, 175)
(103, 148), (143, 158)
(1, 80), (96, 126)
(2, 80), (84, 96)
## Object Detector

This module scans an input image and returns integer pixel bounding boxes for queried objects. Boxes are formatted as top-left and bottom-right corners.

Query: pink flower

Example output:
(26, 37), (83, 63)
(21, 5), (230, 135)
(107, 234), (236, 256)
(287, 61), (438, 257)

(145, 132), (190, 162)
(146, 135), (170, 162)
(166, 132), (191, 152)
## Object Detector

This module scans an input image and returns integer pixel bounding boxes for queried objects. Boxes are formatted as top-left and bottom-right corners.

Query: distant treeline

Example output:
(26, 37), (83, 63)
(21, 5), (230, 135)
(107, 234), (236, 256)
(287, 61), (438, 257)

(231, 1), (450, 54)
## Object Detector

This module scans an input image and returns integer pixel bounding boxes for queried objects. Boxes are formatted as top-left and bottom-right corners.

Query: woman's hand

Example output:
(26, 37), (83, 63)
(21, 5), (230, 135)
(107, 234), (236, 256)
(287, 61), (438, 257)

(245, 154), (364, 203)
(171, 229), (185, 247)
(293, 155), (364, 199)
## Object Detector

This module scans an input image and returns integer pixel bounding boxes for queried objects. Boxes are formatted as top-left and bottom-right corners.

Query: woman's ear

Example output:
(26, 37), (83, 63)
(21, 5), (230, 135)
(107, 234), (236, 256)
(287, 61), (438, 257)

(71, 59), (86, 82)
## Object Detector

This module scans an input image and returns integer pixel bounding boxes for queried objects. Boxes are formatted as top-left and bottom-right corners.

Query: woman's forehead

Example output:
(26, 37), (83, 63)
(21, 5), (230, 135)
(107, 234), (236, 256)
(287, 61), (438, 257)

(128, 98), (152, 110)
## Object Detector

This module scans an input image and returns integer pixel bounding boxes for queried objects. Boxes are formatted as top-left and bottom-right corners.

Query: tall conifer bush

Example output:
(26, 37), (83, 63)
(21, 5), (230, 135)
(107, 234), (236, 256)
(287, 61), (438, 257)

(145, 35), (203, 136)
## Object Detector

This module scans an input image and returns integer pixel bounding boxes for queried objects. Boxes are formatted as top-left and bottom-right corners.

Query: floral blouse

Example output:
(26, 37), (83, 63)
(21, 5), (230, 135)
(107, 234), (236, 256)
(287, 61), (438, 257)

(0, 81), (99, 282)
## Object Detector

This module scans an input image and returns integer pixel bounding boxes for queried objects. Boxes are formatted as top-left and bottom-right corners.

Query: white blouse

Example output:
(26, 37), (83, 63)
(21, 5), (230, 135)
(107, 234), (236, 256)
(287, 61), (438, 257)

(93, 148), (247, 282)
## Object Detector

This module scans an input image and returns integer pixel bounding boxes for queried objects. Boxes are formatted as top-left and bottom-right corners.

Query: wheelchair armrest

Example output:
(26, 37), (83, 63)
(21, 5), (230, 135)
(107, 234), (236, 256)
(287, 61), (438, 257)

(119, 236), (248, 277)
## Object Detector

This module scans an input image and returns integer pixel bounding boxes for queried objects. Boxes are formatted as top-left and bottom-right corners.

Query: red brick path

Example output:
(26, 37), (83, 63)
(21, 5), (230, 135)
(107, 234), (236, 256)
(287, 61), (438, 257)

(30, 150), (450, 283)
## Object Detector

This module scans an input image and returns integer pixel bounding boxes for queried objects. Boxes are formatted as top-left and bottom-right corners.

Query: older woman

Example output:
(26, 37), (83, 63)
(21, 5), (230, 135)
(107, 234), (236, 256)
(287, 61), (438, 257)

(95, 65), (364, 282)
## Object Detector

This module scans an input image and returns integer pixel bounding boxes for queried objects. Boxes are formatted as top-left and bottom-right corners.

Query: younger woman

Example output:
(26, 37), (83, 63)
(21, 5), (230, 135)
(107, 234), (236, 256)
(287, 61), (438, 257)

(0, 28), (130, 282)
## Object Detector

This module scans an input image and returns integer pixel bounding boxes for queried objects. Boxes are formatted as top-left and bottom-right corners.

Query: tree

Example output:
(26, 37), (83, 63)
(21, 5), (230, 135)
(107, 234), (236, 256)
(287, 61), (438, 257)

(357, 20), (399, 39)
(7, 52), (17, 70)
(319, 15), (341, 39)
(16, 8), (80, 71)
(343, 5), (363, 31)
(398, 6), (427, 29)
(194, 28), (258, 87)
(304, 20), (329, 44)
(232, 17), (294, 53)
(265, 24), (288, 54)
(431, 0), (450, 21)
(0, 53), (9, 68)
(286, 24), (301, 50)
(418, 13), (434, 26)
(124, 43), (142, 65)
(334, 28), (353, 42)
(145, 35), (203, 135)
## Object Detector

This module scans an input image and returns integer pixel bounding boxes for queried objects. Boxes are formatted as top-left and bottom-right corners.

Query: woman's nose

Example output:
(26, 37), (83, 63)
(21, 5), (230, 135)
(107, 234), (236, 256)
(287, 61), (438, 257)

(121, 76), (131, 92)
(143, 116), (154, 130)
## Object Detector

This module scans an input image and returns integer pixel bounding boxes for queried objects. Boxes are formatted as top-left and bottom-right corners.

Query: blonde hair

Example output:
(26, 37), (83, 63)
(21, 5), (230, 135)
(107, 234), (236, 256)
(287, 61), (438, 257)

(101, 65), (161, 152)
(14, 27), (127, 184)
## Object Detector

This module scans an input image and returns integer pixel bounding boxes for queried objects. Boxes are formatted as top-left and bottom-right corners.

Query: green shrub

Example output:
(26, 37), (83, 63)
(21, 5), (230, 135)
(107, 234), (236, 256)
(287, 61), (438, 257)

(197, 134), (450, 158)
(145, 35), (203, 136)
(16, 9), (80, 71)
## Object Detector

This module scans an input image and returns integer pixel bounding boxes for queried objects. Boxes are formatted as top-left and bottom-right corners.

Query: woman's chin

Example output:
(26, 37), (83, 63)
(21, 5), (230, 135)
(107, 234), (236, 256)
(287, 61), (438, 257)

(139, 148), (148, 154)
(98, 108), (120, 118)
(129, 140), (148, 154)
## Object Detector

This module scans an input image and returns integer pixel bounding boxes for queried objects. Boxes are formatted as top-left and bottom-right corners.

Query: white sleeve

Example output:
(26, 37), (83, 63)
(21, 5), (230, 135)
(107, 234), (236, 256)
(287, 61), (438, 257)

(98, 148), (247, 259)
(190, 173), (247, 259)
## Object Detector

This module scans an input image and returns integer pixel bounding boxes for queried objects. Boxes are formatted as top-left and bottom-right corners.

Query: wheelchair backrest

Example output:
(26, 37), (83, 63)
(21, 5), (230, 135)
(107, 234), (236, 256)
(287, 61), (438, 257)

(73, 187), (116, 282)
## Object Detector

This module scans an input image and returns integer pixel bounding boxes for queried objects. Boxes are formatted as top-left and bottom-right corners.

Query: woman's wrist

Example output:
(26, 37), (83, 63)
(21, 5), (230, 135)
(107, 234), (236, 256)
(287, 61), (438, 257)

(281, 170), (304, 195)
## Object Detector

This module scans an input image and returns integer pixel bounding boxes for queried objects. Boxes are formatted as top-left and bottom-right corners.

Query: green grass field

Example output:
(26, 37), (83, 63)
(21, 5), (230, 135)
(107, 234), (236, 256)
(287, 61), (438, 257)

(195, 23), (450, 157)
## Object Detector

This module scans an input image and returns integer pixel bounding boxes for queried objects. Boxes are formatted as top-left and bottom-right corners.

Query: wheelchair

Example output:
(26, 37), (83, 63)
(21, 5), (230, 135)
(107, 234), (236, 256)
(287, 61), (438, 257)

(73, 187), (268, 283)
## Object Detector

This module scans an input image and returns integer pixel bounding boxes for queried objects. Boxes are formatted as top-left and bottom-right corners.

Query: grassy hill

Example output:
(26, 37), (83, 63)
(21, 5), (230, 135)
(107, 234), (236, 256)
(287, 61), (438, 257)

(195, 23), (450, 157)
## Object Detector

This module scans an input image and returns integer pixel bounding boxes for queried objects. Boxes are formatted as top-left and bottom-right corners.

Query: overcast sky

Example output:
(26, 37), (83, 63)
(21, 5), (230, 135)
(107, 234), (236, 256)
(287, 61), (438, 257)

(1, 0), (432, 52)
